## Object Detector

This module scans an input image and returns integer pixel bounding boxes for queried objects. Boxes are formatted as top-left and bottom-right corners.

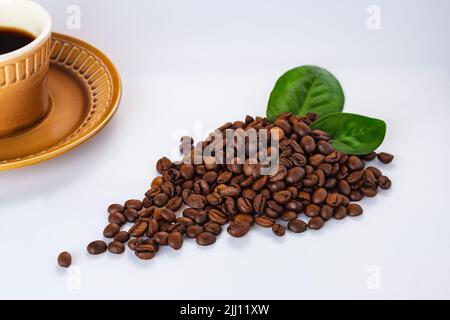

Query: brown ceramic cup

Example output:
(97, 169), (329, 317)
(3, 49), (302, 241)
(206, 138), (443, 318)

(0, 0), (52, 137)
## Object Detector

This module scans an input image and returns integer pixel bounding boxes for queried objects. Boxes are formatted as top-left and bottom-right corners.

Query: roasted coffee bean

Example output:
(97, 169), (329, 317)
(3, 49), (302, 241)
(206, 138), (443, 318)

(285, 200), (303, 213)
(325, 151), (341, 163)
(287, 220), (307, 233)
(57, 252), (72, 268)
(293, 121), (312, 137)
(298, 191), (311, 206)
(241, 188), (257, 201)
(340, 194), (350, 207)
(154, 231), (170, 245)
(300, 135), (316, 153)
(159, 220), (173, 232)
(302, 174), (318, 187)
(151, 176), (164, 187)
(337, 180), (351, 195)
(272, 224), (286, 237)
(184, 194), (206, 209)
(193, 180), (210, 195)
(203, 171), (218, 184)
(286, 167), (306, 184)
(160, 208), (176, 223)
(281, 210), (298, 221)
(220, 186), (241, 198)
(217, 171), (233, 184)
(260, 188), (272, 199)
(349, 190), (363, 201)
(125, 199), (143, 211)
(377, 152), (394, 164)
(146, 186), (162, 198)
(204, 222), (222, 235)
(114, 231), (130, 243)
(206, 192), (223, 206)
(237, 197), (253, 214)
(127, 238), (141, 251)
(168, 222), (186, 234)
(347, 170), (363, 184)
(255, 215), (275, 228)
(139, 206), (155, 218)
(268, 181), (286, 193)
(312, 188), (327, 204)
(103, 223), (120, 238)
(234, 213), (254, 225)
(308, 217), (325, 230)
(135, 244), (157, 260)
(186, 225), (204, 239)
(312, 129), (330, 140)
(309, 154), (325, 167)
(156, 157), (172, 173)
(324, 177), (337, 189)
(264, 207), (279, 219)
(129, 221), (148, 237)
(108, 204), (124, 214)
(362, 152), (377, 161)
(291, 153), (307, 167)
(166, 196), (183, 211)
(361, 186), (378, 197)
(227, 221), (251, 237)
(269, 165), (288, 183)
(367, 166), (382, 178)
(161, 182), (176, 197)
(208, 209), (228, 225)
(347, 156), (364, 171)
(168, 232), (183, 250)
(333, 206), (347, 220)
(317, 141), (335, 155)
(273, 118), (292, 135)
(363, 169), (377, 186)
(253, 194), (267, 214)
(183, 208), (208, 225)
(315, 169), (326, 187)
(326, 192), (341, 207)
(108, 241), (125, 254)
(224, 197), (238, 215)
(153, 193), (170, 207)
(176, 217), (194, 228)
(87, 240), (107, 255)
(318, 163), (333, 176)
(124, 208), (139, 223)
(196, 232), (216, 246)
(273, 190), (292, 204)
(142, 195), (153, 206)
(304, 204), (321, 218)
(378, 176), (392, 190)
(320, 205), (334, 220)
(252, 176), (268, 191)
(347, 203), (363, 217)
(108, 212), (126, 226)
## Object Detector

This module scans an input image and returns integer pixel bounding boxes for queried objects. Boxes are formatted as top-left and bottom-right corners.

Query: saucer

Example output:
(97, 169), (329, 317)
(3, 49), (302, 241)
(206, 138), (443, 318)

(0, 32), (121, 171)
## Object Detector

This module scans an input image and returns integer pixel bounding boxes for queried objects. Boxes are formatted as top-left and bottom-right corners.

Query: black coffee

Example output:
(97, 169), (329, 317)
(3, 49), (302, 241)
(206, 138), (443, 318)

(0, 27), (35, 55)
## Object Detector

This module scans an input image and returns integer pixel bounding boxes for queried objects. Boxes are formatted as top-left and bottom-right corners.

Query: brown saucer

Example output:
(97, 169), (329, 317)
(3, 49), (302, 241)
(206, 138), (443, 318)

(0, 32), (121, 171)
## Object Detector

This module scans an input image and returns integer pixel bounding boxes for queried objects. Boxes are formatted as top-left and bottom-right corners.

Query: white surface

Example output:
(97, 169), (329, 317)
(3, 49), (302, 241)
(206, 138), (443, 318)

(0, 0), (449, 299)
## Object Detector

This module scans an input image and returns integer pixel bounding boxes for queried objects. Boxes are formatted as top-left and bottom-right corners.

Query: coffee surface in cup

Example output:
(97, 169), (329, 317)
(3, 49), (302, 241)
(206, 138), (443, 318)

(0, 26), (35, 55)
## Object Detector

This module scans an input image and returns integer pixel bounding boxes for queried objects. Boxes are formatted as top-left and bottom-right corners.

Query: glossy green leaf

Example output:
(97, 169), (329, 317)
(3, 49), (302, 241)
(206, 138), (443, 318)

(310, 113), (386, 155)
(267, 65), (345, 121)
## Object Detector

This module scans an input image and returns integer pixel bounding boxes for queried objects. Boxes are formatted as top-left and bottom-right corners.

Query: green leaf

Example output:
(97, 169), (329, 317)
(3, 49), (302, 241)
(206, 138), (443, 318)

(310, 113), (386, 155)
(267, 65), (345, 121)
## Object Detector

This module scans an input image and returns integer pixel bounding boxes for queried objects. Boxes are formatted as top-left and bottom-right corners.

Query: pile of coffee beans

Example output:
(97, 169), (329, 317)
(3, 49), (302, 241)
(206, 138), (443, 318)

(86, 112), (393, 261)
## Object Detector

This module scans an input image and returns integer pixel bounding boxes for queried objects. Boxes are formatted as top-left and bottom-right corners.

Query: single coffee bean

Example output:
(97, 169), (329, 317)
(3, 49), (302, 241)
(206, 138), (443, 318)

(286, 167), (306, 184)
(208, 209), (228, 225)
(312, 188), (327, 204)
(180, 164), (195, 180)
(87, 240), (107, 255)
(347, 156), (364, 171)
(151, 176), (164, 187)
(340, 194), (350, 207)
(113, 231), (130, 243)
(273, 190), (292, 204)
(253, 194), (267, 214)
(184, 194), (206, 209)
(285, 200), (303, 213)
(186, 225), (204, 239)
(127, 238), (141, 251)
(315, 169), (326, 187)
(363, 168), (377, 186)
(203, 171), (218, 184)
(194, 180), (211, 195)
(108, 241), (125, 254)
(269, 165), (288, 183)
(361, 186), (378, 197)
(308, 217), (325, 230)
(318, 163), (333, 176)
(349, 190), (363, 201)
(287, 220), (307, 233)
(234, 213), (254, 225)
(326, 192), (341, 207)
(168, 231), (183, 250)
(146, 186), (162, 198)
(135, 244), (157, 260)
(153, 193), (170, 207)
(325, 177), (338, 189)
(196, 232), (216, 246)
(123, 208), (139, 223)
(237, 197), (253, 214)
(176, 217), (194, 228)
(291, 153), (307, 167)
(255, 215), (275, 228)
(302, 174), (318, 187)
(347, 170), (363, 184)
(220, 186), (241, 198)
(325, 151), (341, 163)
(347, 203), (363, 217)
(160, 208), (176, 223)
(217, 171), (233, 184)
(293, 121), (312, 137)
(377, 152), (394, 164)
(320, 205), (334, 220)
(317, 140), (335, 155)
(366, 166), (382, 178)
(168, 222), (186, 234)
(333, 206), (347, 220)
(206, 193), (223, 206)
(362, 151), (377, 161)
(139, 206), (155, 218)
(154, 231), (170, 245)
(183, 208), (208, 225)
(337, 180), (351, 196)
(103, 223), (120, 238)
(166, 196), (183, 211)
(108, 204), (124, 214)
(312, 128), (330, 140)
(272, 224), (286, 237)
(125, 199), (143, 211)
(274, 118), (292, 135)
(108, 212), (126, 226)
(304, 204), (321, 218)
(204, 222), (222, 235)
(241, 188), (257, 200)
(159, 220), (172, 232)
(268, 181), (286, 193)
(252, 176), (269, 191)
(129, 221), (148, 237)
(57, 252), (72, 268)
(281, 210), (298, 221)
(156, 157), (172, 173)
(146, 219), (159, 237)
(227, 221), (251, 237)
(300, 135), (316, 153)
(309, 154), (325, 167)
(378, 176), (392, 190)
(298, 192), (311, 206)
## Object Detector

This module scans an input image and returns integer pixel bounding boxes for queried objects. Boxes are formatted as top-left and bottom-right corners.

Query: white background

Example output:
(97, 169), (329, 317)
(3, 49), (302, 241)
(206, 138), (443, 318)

(0, 0), (449, 299)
